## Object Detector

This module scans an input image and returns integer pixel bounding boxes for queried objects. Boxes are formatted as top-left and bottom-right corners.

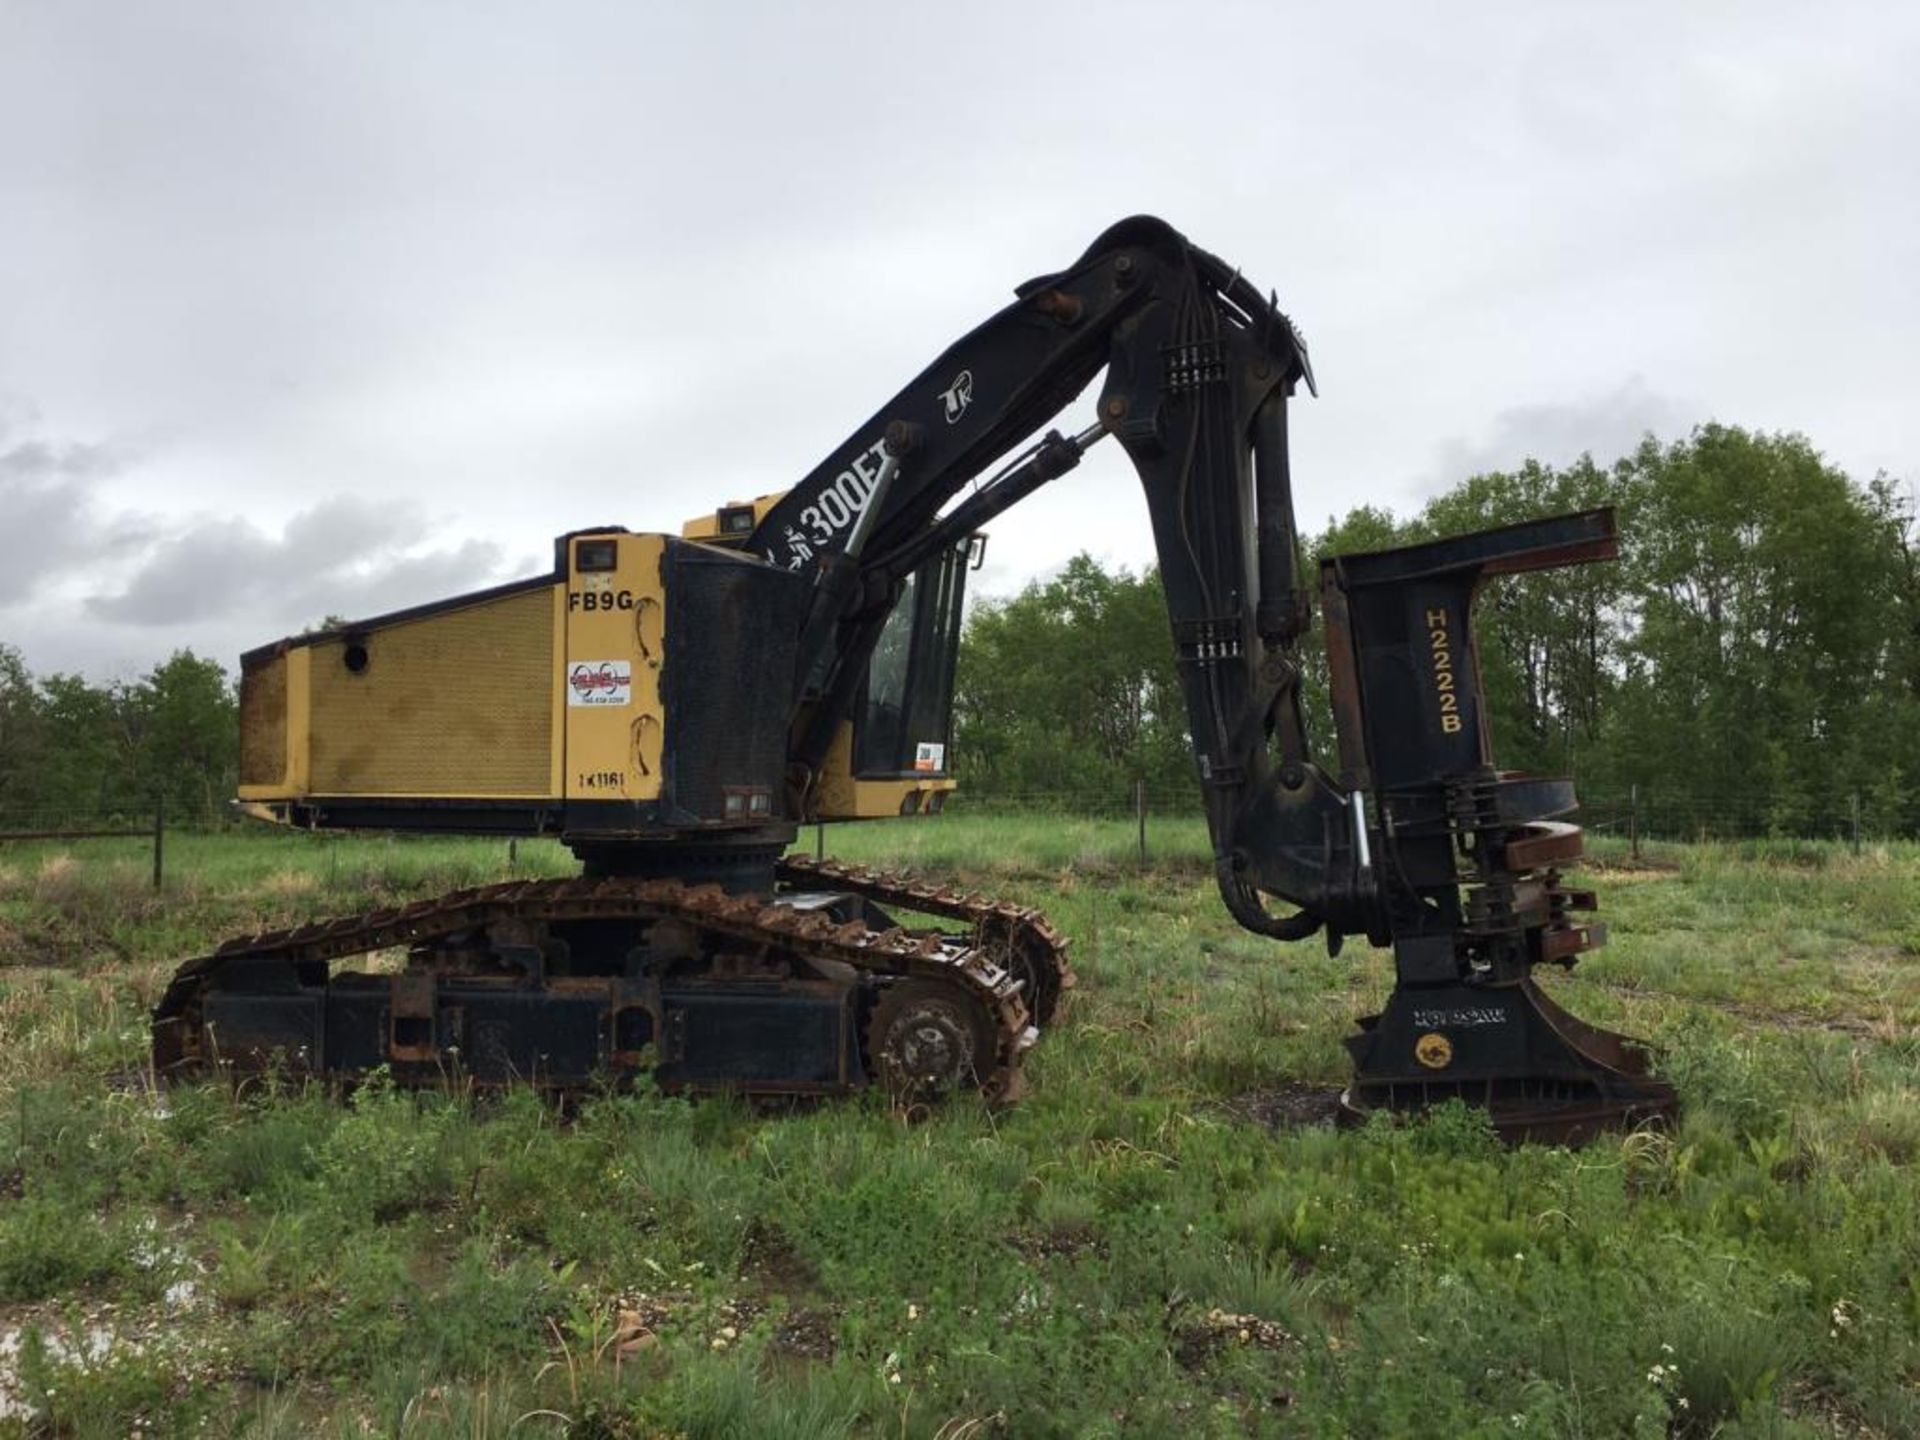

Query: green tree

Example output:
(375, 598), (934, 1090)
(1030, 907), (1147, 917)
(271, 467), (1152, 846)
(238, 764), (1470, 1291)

(1604, 426), (1908, 833)
(954, 556), (1190, 804)
(0, 642), (51, 818)
(124, 651), (237, 825)
(32, 671), (124, 818)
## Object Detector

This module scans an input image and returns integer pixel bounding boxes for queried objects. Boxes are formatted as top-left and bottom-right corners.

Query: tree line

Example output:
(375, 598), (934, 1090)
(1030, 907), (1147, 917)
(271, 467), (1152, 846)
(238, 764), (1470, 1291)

(955, 424), (1920, 838)
(0, 424), (1910, 837)
(0, 648), (236, 827)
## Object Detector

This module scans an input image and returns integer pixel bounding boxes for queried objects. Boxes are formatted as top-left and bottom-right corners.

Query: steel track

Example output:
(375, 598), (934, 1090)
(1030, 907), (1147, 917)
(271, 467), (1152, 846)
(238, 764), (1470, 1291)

(153, 866), (1060, 1101)
(775, 855), (1074, 1024)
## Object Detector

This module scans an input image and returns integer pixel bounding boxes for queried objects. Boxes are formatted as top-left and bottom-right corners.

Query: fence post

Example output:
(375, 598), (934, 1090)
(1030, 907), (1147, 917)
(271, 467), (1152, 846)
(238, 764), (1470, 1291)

(508, 837), (518, 869)
(1629, 783), (1640, 862)
(1135, 778), (1147, 869)
(1851, 792), (1862, 855)
(815, 821), (825, 861)
(151, 797), (164, 891)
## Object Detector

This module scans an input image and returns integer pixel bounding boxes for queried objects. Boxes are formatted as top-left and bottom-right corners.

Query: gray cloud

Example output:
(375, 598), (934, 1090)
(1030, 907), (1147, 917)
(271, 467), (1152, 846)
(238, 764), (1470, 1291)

(1426, 378), (1693, 488)
(2, 2), (1917, 675)
(0, 405), (525, 681)
(0, 410), (145, 605)
(87, 495), (511, 631)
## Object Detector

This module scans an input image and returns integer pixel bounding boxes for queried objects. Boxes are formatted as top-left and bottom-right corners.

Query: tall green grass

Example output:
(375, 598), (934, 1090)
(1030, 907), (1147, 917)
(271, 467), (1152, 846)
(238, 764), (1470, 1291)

(0, 822), (1915, 1435)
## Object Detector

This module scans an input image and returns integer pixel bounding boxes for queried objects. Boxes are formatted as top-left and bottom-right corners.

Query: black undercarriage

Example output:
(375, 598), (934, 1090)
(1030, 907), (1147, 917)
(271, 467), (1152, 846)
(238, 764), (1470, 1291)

(154, 858), (1067, 1103)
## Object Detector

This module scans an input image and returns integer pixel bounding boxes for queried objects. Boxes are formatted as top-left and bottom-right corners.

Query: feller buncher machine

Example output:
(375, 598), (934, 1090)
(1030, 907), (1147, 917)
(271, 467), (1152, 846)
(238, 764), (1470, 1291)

(154, 216), (1677, 1140)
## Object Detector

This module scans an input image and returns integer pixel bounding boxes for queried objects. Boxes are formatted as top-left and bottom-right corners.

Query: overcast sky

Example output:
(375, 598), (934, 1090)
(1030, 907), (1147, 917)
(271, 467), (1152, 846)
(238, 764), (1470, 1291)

(4, 1), (1916, 680)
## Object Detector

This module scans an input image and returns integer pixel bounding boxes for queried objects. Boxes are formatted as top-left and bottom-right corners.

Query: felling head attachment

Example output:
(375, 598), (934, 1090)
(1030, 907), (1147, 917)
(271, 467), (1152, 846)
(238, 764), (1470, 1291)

(1322, 507), (1679, 1144)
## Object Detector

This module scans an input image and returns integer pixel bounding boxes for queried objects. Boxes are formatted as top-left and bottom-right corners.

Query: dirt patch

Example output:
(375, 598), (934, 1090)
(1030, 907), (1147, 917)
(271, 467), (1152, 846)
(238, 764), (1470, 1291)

(736, 1222), (838, 1361)
(0, 918), (102, 969)
(770, 1305), (837, 1362)
(597, 1291), (772, 1361)
(0, 1273), (210, 1425)
(740, 1220), (819, 1295)
(1224, 1083), (1344, 1132)
(603, 1289), (689, 1337)
(1170, 1306), (1297, 1369)
(1570, 977), (1901, 1039)
(1782, 1379), (1902, 1439)
(1005, 1223), (1107, 1262)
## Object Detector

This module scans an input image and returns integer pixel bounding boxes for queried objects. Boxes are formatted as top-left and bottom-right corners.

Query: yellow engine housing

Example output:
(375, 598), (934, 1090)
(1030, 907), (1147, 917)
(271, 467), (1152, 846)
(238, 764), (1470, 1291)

(237, 528), (954, 834)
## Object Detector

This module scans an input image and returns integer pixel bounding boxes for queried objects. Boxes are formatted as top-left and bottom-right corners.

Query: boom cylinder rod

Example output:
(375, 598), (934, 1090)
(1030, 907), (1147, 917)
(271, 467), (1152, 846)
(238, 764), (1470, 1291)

(949, 421), (1106, 536)
(866, 422), (1106, 584)
(841, 448), (901, 560)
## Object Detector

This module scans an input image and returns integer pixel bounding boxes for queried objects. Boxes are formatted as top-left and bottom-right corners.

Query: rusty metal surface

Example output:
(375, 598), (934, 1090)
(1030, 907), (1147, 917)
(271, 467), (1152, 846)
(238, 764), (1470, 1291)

(1503, 820), (1585, 871)
(1519, 974), (1657, 1078)
(776, 855), (1074, 1024)
(1332, 508), (1620, 588)
(237, 650), (288, 788)
(153, 871), (1039, 1102)
(1537, 924), (1602, 964)
(1315, 561), (1372, 791)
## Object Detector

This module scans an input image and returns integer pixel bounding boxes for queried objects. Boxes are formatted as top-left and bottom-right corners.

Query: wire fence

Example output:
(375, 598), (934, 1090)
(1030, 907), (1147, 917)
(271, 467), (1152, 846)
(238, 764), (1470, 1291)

(943, 781), (1904, 852)
(0, 799), (168, 886)
(0, 779), (1903, 888)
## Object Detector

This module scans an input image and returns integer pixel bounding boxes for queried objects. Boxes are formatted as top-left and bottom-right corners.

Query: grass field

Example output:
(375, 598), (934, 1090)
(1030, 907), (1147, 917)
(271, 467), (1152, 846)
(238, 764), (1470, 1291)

(0, 817), (1916, 1437)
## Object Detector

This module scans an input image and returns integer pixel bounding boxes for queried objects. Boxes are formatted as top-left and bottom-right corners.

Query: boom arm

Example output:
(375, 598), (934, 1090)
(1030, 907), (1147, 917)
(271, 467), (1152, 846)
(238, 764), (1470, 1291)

(759, 216), (1353, 942)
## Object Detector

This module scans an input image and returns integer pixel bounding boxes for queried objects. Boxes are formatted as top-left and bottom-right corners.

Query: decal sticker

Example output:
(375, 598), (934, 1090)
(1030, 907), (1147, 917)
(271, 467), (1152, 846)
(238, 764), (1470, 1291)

(568, 589), (635, 612)
(1414, 1032), (1454, 1070)
(568, 660), (632, 707)
(939, 369), (974, 424)
(782, 436), (887, 569)
(914, 741), (946, 772)
(1426, 605), (1463, 734)
(1411, 1006), (1509, 1030)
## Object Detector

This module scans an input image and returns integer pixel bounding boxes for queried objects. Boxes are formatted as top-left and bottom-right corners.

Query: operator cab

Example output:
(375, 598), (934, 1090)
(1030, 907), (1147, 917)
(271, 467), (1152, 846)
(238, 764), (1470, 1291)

(814, 538), (971, 819)
(854, 539), (968, 781)
(683, 497), (972, 820)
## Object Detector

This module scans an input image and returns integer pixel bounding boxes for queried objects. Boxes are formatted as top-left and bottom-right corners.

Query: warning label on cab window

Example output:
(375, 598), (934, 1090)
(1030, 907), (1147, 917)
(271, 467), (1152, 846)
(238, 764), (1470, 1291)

(567, 660), (632, 707)
(914, 742), (946, 772)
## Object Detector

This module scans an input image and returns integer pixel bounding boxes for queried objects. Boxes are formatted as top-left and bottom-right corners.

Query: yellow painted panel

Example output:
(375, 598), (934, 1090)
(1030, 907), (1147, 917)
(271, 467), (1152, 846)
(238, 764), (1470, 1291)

(549, 586), (567, 798)
(308, 586), (554, 796)
(813, 720), (956, 820)
(814, 721), (861, 816)
(679, 490), (787, 542)
(563, 533), (666, 802)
